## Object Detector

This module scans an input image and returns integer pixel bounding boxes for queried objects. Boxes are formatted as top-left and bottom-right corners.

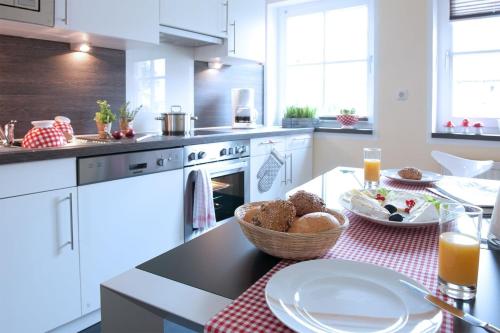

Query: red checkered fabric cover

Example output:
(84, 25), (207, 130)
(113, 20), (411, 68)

(205, 180), (454, 333)
(336, 115), (359, 127)
(22, 127), (67, 148)
(54, 121), (74, 135)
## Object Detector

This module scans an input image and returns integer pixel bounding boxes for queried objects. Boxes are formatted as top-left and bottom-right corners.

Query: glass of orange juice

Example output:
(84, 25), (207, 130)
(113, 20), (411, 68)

(363, 148), (381, 189)
(438, 203), (482, 300)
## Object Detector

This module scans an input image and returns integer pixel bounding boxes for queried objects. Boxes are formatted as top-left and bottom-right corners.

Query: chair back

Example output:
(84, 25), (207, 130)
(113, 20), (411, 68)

(431, 151), (494, 178)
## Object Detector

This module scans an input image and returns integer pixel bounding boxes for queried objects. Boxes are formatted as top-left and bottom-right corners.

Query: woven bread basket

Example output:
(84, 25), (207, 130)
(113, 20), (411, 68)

(235, 202), (349, 260)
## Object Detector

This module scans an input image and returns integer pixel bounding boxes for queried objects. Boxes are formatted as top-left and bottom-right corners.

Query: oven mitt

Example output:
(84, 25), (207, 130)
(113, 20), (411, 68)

(257, 148), (285, 193)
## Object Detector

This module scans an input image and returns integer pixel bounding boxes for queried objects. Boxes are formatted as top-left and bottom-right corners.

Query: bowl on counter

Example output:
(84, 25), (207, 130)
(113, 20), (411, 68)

(22, 120), (67, 149)
(235, 202), (349, 260)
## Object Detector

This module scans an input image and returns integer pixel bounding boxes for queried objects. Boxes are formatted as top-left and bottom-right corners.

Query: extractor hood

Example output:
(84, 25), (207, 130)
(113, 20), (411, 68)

(159, 25), (223, 48)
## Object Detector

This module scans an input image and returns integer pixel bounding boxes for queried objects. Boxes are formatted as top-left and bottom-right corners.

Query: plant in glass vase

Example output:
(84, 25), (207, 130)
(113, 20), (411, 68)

(95, 100), (116, 139)
(118, 102), (142, 133)
(337, 108), (359, 129)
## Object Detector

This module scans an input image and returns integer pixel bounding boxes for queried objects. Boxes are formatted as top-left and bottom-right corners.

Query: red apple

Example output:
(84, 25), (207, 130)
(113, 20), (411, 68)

(112, 131), (123, 140)
(125, 128), (136, 138)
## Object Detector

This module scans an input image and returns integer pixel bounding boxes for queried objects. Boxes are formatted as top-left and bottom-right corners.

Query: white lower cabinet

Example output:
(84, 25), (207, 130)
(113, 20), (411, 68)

(250, 152), (286, 202)
(0, 188), (81, 333)
(284, 147), (313, 192)
(78, 169), (184, 315)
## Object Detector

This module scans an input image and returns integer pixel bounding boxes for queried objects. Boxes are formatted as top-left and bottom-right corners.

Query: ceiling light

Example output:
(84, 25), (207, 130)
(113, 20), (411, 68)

(70, 42), (91, 53)
(208, 61), (223, 70)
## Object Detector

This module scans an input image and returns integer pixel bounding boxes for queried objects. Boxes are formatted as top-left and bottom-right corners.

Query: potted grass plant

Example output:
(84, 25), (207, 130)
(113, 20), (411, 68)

(118, 102), (143, 133)
(95, 100), (116, 139)
(282, 106), (319, 128)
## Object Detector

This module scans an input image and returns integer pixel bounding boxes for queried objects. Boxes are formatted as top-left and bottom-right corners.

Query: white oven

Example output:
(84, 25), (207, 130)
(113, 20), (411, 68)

(184, 140), (250, 241)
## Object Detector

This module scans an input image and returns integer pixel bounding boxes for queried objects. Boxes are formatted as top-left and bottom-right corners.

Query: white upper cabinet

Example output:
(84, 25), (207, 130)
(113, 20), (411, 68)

(55, 0), (159, 44)
(195, 0), (266, 64)
(160, 0), (227, 38)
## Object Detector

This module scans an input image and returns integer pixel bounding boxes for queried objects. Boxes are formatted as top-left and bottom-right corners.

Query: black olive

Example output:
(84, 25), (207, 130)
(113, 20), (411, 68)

(384, 204), (397, 214)
(389, 213), (404, 222)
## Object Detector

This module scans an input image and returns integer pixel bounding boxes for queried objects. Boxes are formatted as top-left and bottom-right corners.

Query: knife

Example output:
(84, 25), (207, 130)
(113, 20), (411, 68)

(400, 280), (500, 333)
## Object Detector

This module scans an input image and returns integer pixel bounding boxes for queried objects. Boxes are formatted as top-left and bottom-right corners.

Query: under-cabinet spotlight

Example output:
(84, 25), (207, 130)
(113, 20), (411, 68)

(70, 42), (91, 53)
(208, 61), (223, 70)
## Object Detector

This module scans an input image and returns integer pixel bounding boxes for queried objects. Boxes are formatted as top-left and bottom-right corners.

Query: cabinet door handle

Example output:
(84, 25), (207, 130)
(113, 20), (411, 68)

(64, 0), (68, 25)
(288, 154), (293, 184)
(67, 192), (74, 250)
(282, 154), (287, 185)
(230, 21), (236, 54)
(222, 1), (229, 33)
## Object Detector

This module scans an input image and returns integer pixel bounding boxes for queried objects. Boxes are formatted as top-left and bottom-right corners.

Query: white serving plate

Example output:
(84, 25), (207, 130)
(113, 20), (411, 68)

(383, 169), (443, 184)
(265, 259), (442, 333)
(339, 190), (443, 227)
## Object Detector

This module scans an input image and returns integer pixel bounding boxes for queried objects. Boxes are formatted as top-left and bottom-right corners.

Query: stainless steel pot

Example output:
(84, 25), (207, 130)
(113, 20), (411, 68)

(156, 106), (198, 135)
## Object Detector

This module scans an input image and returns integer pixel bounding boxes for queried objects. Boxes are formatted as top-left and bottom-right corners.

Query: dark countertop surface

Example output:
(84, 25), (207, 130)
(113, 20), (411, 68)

(0, 127), (313, 165)
(137, 168), (500, 332)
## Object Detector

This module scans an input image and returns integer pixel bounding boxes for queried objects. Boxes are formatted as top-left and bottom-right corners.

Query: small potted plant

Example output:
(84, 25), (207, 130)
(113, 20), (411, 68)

(473, 122), (484, 135)
(444, 120), (455, 134)
(118, 102), (142, 133)
(337, 108), (359, 129)
(95, 100), (116, 139)
(282, 106), (319, 128)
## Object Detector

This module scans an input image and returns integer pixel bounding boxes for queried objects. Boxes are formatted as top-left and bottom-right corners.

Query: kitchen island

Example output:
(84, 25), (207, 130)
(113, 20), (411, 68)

(101, 168), (500, 333)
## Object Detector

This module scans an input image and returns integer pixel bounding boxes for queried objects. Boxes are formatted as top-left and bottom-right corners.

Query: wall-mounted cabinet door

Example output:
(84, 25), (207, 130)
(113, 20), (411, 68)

(160, 0), (227, 38)
(56, 0), (159, 44)
(0, 188), (81, 333)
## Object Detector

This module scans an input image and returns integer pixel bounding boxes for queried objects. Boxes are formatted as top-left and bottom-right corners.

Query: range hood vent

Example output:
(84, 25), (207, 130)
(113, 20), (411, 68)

(159, 25), (223, 47)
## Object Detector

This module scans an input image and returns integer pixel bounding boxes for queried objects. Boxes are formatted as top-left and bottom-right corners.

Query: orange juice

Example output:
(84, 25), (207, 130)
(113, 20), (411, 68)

(364, 159), (381, 182)
(438, 231), (480, 286)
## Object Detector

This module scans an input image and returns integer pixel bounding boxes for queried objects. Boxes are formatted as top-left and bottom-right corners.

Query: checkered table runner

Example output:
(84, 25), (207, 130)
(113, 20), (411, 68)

(205, 179), (454, 333)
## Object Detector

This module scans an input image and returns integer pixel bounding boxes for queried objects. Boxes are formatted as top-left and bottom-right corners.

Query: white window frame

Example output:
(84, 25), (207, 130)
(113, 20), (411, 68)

(276, 0), (375, 122)
(436, 1), (500, 130)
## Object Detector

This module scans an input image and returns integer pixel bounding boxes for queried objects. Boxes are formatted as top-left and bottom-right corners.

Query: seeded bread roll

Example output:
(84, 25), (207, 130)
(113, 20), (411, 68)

(243, 207), (260, 224)
(398, 167), (422, 180)
(288, 212), (341, 233)
(288, 190), (326, 216)
(252, 200), (296, 232)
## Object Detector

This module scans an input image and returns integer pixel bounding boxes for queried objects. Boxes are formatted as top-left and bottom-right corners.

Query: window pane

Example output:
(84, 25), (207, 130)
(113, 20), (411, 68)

(452, 16), (500, 52)
(452, 52), (500, 118)
(286, 12), (324, 65)
(324, 62), (368, 116)
(325, 5), (368, 62)
(285, 65), (323, 109)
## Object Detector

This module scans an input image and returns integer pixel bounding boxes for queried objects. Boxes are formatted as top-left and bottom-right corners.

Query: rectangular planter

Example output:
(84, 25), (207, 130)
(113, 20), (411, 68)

(282, 118), (319, 128)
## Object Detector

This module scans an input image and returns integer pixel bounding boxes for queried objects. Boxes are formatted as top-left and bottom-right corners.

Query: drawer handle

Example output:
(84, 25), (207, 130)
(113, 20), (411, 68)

(259, 140), (281, 145)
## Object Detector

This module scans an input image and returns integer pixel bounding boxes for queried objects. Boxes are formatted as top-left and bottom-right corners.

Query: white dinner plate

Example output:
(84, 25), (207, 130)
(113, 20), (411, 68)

(339, 190), (443, 227)
(382, 169), (443, 184)
(265, 259), (442, 333)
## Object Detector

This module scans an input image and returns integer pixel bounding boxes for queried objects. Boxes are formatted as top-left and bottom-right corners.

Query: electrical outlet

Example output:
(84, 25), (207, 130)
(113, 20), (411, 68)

(397, 89), (409, 101)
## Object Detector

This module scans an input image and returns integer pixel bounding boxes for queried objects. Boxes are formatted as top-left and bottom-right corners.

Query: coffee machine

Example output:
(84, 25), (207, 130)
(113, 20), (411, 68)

(232, 88), (259, 129)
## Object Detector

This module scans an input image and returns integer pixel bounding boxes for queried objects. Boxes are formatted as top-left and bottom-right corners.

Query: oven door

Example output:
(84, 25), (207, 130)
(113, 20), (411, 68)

(184, 157), (249, 241)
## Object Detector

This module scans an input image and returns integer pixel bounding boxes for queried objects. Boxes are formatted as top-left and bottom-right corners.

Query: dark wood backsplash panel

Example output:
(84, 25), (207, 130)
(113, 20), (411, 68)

(0, 34), (125, 136)
(194, 61), (264, 128)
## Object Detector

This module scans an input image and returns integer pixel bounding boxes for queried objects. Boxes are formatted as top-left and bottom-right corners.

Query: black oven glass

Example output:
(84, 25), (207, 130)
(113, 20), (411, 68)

(212, 171), (244, 222)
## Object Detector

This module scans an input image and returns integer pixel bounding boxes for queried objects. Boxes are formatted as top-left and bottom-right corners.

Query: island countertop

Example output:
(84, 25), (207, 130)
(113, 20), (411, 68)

(101, 168), (500, 333)
(0, 126), (313, 165)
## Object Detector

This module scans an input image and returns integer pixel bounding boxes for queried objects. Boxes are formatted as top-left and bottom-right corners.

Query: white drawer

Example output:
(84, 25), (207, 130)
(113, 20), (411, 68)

(0, 158), (76, 199)
(286, 134), (313, 151)
(250, 136), (286, 156)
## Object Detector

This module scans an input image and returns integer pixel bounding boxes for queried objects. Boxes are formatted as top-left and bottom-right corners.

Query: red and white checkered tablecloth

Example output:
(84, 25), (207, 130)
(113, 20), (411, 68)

(205, 179), (454, 333)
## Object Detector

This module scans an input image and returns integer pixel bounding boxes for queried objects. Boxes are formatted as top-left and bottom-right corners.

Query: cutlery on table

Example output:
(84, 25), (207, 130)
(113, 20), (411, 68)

(400, 280), (500, 333)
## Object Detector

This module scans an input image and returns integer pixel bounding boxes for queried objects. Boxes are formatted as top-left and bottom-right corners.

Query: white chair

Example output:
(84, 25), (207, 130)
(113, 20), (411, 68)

(431, 150), (494, 178)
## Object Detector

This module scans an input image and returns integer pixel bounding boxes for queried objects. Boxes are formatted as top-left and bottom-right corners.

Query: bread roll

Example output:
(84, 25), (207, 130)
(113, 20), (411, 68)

(252, 200), (296, 232)
(288, 190), (326, 216)
(288, 212), (341, 233)
(243, 207), (260, 223)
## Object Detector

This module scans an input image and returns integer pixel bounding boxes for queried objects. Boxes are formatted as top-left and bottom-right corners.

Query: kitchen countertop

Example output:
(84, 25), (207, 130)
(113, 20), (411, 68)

(0, 127), (313, 165)
(101, 168), (500, 333)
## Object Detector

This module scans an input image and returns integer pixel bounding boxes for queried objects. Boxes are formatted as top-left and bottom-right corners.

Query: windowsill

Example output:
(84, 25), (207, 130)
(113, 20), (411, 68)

(315, 127), (373, 135)
(432, 132), (500, 142)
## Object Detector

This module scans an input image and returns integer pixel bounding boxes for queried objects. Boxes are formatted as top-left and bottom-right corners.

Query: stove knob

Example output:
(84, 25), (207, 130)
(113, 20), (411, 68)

(235, 147), (241, 154)
(220, 148), (227, 156)
(240, 145), (247, 153)
(228, 148), (234, 155)
(157, 158), (166, 166)
(198, 151), (207, 159)
(188, 152), (196, 161)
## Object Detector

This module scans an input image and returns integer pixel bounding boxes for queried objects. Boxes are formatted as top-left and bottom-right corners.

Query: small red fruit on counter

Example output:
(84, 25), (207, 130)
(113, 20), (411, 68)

(112, 131), (124, 140)
(462, 119), (470, 127)
(445, 121), (454, 128)
(125, 128), (136, 138)
(473, 122), (483, 128)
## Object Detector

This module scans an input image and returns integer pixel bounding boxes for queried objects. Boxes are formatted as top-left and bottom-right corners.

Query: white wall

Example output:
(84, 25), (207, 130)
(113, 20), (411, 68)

(313, 0), (500, 176)
(126, 43), (194, 133)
